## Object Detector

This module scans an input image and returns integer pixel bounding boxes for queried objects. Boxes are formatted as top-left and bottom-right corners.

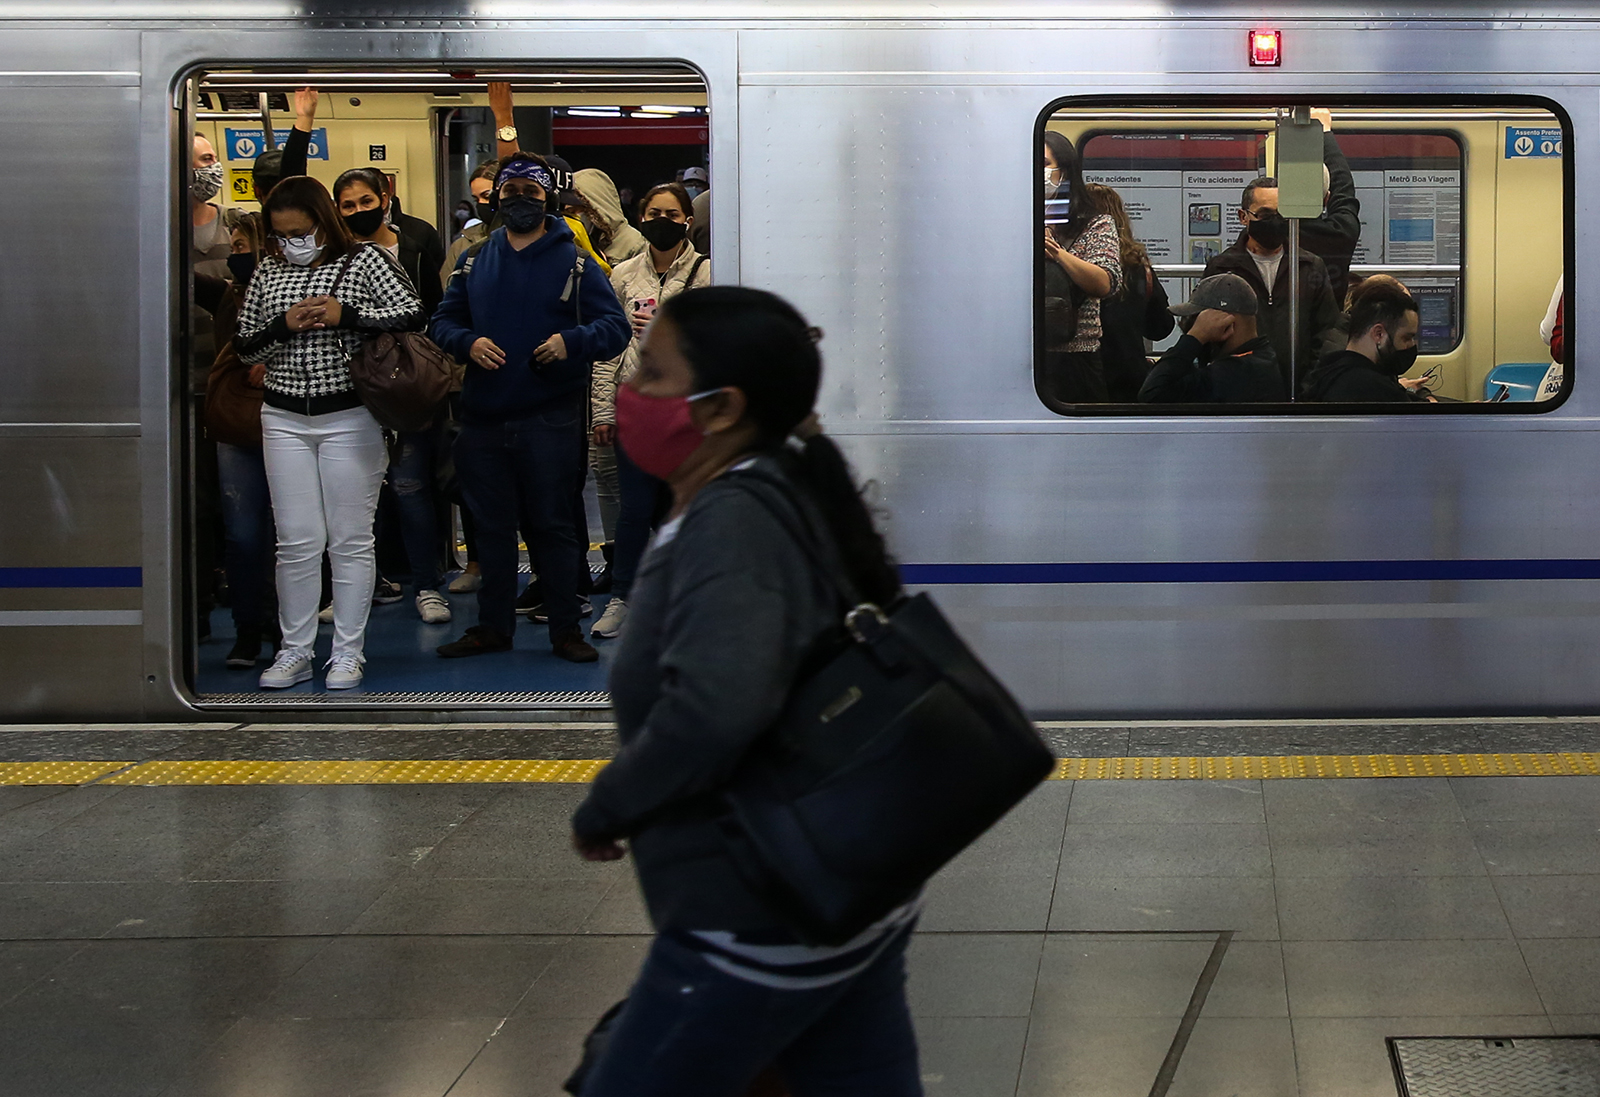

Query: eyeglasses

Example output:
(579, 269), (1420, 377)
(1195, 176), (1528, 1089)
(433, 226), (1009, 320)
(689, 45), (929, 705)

(272, 231), (317, 249)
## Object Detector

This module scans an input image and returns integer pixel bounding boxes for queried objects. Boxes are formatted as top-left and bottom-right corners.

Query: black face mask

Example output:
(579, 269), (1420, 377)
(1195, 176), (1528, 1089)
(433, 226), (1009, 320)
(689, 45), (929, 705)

(226, 251), (257, 286)
(639, 217), (688, 251)
(1247, 212), (1289, 250)
(475, 200), (492, 223)
(499, 195), (546, 234)
(1376, 337), (1420, 376)
(342, 206), (385, 237)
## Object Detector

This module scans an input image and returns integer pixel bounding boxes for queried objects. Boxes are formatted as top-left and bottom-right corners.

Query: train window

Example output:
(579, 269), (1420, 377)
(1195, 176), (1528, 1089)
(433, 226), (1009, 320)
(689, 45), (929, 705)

(1036, 102), (1568, 414)
(179, 64), (708, 707)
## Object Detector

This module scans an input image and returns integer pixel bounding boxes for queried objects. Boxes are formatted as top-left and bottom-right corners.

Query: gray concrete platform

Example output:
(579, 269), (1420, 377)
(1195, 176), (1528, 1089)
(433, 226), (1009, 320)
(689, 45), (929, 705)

(0, 724), (1597, 1096)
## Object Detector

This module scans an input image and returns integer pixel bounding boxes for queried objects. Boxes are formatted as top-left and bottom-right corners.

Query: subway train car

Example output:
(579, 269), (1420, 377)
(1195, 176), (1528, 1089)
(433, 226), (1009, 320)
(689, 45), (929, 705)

(0, 2), (1592, 720)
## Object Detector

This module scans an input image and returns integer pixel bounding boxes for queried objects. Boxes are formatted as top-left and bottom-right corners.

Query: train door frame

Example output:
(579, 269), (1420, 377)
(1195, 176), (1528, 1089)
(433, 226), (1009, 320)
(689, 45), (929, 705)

(146, 30), (732, 717)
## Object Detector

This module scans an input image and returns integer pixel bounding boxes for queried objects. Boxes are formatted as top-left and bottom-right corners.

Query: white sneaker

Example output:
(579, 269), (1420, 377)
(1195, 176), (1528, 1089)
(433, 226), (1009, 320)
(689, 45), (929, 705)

(317, 604), (334, 624)
(325, 652), (365, 690)
(259, 649), (313, 690)
(416, 590), (453, 624)
(449, 568), (482, 593)
(591, 597), (627, 639)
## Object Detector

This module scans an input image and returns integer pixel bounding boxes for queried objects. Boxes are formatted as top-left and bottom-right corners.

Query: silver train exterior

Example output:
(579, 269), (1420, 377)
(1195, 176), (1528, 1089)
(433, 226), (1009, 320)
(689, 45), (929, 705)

(0, 2), (1593, 720)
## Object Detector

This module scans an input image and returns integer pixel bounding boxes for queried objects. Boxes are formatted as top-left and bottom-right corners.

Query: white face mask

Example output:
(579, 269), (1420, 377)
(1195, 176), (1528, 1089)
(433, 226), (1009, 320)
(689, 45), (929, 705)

(276, 230), (323, 267)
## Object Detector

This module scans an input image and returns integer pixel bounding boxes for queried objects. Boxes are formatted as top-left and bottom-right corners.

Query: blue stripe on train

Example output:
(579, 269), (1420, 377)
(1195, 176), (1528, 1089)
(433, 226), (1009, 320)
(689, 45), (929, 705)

(0, 567), (143, 588)
(898, 559), (1600, 585)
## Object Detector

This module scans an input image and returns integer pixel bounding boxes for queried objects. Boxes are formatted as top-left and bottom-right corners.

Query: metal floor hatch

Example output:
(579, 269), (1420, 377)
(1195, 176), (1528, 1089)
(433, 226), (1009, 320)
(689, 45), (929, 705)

(1390, 1037), (1600, 1097)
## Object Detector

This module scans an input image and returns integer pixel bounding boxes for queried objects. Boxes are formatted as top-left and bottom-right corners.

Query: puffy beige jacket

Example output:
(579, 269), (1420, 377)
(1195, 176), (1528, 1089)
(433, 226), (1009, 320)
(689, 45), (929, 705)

(573, 168), (647, 266)
(591, 244), (711, 426)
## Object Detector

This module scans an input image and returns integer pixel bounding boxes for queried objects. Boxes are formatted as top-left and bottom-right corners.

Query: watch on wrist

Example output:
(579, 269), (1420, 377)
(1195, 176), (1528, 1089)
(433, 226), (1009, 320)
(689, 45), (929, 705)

(496, 124), (517, 143)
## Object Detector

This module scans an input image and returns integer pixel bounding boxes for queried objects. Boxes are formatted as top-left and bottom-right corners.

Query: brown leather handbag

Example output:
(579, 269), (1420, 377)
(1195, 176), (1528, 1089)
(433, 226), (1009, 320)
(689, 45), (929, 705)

(331, 247), (453, 433)
(204, 339), (265, 447)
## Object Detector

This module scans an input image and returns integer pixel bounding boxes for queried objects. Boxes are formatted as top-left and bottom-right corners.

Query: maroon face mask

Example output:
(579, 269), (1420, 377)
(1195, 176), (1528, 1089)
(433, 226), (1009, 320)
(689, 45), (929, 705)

(614, 384), (722, 480)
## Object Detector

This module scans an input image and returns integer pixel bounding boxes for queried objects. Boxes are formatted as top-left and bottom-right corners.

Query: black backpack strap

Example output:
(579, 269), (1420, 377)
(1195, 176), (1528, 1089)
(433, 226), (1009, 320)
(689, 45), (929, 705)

(559, 246), (587, 327)
(684, 253), (708, 289)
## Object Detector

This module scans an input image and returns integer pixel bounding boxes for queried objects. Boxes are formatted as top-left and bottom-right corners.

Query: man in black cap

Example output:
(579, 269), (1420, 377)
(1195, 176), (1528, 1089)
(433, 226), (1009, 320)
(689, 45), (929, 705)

(1139, 273), (1286, 403)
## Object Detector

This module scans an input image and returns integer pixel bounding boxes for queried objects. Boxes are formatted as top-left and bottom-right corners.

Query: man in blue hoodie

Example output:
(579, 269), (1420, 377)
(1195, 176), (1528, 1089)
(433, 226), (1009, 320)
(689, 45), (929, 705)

(430, 154), (631, 662)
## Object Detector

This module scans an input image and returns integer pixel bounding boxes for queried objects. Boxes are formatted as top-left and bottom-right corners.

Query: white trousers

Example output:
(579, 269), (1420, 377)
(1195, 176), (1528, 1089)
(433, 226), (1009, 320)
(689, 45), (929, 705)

(261, 404), (387, 659)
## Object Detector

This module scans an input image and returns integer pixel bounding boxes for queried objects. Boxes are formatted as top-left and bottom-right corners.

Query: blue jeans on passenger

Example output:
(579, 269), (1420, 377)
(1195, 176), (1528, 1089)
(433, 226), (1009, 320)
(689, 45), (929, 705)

(581, 929), (922, 1097)
(389, 428), (444, 593)
(216, 442), (277, 634)
(454, 398), (585, 643)
(611, 440), (664, 602)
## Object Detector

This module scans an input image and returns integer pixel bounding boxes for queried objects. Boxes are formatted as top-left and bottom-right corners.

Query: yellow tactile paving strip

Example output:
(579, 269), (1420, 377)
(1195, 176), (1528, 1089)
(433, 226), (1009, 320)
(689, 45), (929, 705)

(0, 761), (134, 785)
(2, 754), (1598, 787)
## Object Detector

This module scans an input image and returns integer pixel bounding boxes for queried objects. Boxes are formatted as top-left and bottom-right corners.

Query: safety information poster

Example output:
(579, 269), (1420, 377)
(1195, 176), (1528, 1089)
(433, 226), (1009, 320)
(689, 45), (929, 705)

(1081, 171), (1181, 261)
(1383, 172), (1461, 264)
(1181, 172), (1256, 264)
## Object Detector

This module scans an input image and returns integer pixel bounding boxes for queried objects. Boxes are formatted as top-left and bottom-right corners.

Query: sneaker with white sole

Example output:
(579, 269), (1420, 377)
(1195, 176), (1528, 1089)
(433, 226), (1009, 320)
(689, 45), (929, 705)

(591, 597), (627, 639)
(416, 590), (452, 624)
(259, 649), (313, 690)
(324, 652), (365, 690)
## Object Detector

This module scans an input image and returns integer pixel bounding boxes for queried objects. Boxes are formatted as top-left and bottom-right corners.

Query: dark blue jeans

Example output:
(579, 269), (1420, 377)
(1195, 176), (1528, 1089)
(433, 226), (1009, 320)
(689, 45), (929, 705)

(216, 442), (276, 633)
(455, 400), (585, 642)
(389, 428), (444, 593)
(611, 440), (666, 601)
(581, 929), (922, 1097)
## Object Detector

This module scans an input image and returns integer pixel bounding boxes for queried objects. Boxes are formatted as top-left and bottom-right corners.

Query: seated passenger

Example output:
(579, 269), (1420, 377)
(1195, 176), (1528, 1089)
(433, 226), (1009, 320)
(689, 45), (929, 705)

(1139, 274), (1284, 403)
(429, 154), (630, 662)
(1300, 278), (1431, 402)
(1202, 177), (1343, 392)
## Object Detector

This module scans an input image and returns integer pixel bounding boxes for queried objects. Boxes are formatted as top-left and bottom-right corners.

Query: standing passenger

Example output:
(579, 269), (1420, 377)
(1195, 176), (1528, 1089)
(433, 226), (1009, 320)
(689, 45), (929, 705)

(208, 213), (281, 668)
(572, 287), (921, 1095)
(237, 177), (425, 689)
(1297, 109), (1364, 308)
(1040, 131), (1123, 404)
(573, 168), (648, 267)
(429, 155), (630, 662)
(1202, 177), (1343, 391)
(589, 182), (711, 641)
(1087, 182), (1174, 402)
(333, 167), (452, 625)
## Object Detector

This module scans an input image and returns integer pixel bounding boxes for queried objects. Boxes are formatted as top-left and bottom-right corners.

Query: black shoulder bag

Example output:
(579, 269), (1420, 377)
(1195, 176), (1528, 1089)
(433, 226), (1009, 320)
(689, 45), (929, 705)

(717, 468), (1055, 946)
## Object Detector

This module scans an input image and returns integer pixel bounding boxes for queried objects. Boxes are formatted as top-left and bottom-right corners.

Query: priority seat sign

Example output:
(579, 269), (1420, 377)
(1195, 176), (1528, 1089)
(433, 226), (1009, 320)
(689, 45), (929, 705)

(1505, 126), (1562, 158)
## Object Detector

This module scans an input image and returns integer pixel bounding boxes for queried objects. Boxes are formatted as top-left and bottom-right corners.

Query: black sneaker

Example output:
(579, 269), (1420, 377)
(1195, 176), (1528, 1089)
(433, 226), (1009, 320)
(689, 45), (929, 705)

(436, 625), (513, 659)
(552, 630), (599, 663)
(225, 629), (262, 669)
(526, 596), (596, 623)
(515, 580), (542, 611)
(372, 578), (404, 605)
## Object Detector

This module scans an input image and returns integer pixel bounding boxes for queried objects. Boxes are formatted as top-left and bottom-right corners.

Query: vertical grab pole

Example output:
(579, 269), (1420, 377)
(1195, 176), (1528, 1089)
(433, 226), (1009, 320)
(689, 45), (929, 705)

(1288, 217), (1301, 399)
(259, 92), (277, 151)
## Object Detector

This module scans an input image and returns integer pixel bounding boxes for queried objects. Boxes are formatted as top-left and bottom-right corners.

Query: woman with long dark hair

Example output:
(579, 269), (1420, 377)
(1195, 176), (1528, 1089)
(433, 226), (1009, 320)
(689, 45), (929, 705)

(1040, 130), (1123, 404)
(570, 287), (918, 1095)
(236, 175), (424, 690)
(1087, 181), (1174, 402)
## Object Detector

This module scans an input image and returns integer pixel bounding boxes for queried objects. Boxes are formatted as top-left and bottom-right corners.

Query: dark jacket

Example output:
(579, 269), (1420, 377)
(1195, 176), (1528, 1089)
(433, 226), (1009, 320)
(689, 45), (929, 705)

(1139, 332), (1285, 403)
(1099, 264), (1175, 402)
(1298, 132), (1363, 306)
(572, 458), (839, 932)
(1300, 349), (1430, 402)
(394, 222), (446, 320)
(430, 218), (631, 423)
(1203, 241), (1343, 394)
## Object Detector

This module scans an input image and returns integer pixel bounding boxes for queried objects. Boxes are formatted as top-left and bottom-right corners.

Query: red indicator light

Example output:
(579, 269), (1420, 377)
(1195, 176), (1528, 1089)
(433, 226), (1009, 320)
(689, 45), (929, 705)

(1249, 29), (1282, 67)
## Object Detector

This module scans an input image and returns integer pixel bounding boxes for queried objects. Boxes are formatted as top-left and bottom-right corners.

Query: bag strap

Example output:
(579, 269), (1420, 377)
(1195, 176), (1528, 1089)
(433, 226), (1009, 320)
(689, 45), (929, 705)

(721, 467), (864, 613)
(684, 253), (708, 289)
(559, 247), (587, 327)
(328, 245), (361, 297)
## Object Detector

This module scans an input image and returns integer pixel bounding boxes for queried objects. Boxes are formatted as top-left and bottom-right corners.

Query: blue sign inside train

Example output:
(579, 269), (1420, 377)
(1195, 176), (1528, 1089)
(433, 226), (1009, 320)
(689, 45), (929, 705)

(225, 128), (329, 161)
(1504, 126), (1562, 158)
